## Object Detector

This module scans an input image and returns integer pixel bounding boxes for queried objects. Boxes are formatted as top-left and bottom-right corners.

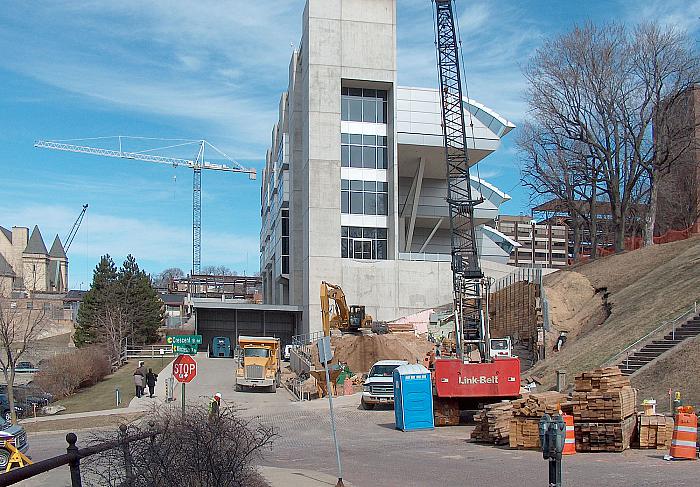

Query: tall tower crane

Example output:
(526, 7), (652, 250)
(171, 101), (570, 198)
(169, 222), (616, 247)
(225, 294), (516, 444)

(35, 137), (256, 275)
(430, 0), (520, 414)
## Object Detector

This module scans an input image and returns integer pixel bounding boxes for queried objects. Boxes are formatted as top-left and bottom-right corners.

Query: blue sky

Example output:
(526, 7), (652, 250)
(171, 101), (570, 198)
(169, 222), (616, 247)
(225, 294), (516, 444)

(1, 0), (698, 289)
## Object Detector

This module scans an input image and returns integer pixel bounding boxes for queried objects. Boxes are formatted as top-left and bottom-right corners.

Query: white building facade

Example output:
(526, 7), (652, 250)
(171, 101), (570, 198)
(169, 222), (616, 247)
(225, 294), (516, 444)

(260, 0), (517, 336)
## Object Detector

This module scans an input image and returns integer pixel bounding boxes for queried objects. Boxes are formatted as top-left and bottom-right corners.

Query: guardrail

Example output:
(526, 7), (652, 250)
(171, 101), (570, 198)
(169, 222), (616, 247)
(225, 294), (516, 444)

(0, 425), (157, 487)
(603, 301), (699, 367)
(125, 345), (176, 359)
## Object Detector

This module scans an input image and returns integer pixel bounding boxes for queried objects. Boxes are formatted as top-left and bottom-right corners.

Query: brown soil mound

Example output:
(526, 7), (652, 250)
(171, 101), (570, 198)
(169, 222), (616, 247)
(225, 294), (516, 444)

(311, 333), (434, 374)
(543, 271), (607, 348)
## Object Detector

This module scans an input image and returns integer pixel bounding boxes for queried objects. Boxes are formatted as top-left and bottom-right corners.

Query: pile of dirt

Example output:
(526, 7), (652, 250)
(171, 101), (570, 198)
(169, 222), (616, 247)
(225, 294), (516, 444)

(311, 333), (434, 374)
(530, 236), (700, 389)
(543, 271), (607, 349)
(631, 334), (700, 412)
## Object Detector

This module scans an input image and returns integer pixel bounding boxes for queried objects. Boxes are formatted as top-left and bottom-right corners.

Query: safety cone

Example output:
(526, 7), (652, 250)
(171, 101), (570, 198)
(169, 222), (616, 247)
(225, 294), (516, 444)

(665, 412), (697, 460)
(562, 414), (576, 455)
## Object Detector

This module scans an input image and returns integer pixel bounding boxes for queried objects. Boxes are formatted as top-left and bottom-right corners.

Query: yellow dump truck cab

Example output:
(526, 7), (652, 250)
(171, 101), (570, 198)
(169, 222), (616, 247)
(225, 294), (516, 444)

(235, 336), (281, 393)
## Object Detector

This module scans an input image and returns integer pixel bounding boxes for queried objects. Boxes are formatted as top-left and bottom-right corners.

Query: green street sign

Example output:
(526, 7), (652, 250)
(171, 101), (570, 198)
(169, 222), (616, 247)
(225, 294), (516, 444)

(173, 344), (198, 355)
(167, 335), (202, 346)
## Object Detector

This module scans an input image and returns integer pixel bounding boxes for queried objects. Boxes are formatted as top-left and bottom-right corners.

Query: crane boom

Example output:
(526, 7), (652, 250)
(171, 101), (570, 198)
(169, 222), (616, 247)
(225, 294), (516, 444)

(35, 137), (256, 275)
(433, 0), (487, 360)
(64, 204), (88, 252)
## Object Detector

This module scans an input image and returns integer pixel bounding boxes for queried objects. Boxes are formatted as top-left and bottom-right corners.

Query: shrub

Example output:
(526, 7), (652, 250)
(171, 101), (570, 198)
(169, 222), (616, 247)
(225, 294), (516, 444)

(84, 405), (275, 487)
(34, 347), (111, 398)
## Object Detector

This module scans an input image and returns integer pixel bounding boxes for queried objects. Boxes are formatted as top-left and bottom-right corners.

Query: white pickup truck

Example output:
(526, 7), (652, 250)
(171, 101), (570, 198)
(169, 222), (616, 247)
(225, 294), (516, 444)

(360, 359), (408, 410)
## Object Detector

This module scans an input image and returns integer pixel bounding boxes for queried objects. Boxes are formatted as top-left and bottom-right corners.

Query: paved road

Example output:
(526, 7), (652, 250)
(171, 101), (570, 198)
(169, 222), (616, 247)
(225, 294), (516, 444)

(21, 355), (699, 486)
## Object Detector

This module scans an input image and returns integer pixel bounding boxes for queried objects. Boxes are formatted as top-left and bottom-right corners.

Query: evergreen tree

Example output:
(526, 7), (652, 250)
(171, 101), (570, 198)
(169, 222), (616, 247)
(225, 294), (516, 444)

(75, 255), (118, 347)
(117, 255), (164, 345)
(75, 254), (164, 349)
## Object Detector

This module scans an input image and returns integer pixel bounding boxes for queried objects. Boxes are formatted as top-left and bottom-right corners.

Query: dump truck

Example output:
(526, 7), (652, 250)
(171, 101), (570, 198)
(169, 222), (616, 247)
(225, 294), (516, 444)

(235, 336), (281, 393)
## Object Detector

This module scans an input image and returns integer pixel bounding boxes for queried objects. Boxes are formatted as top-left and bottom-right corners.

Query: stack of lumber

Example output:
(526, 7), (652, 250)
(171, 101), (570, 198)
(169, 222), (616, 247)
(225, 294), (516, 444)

(573, 367), (630, 392)
(471, 402), (513, 445)
(512, 391), (566, 417)
(574, 416), (636, 452)
(572, 368), (638, 452)
(509, 417), (542, 449)
(509, 392), (566, 449)
(434, 398), (459, 426)
(636, 415), (674, 449)
(571, 386), (637, 421)
(386, 322), (415, 333)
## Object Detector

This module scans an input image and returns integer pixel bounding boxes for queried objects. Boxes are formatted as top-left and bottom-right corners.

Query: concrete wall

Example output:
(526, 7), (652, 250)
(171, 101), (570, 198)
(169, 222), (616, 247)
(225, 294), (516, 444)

(299, 0), (397, 336)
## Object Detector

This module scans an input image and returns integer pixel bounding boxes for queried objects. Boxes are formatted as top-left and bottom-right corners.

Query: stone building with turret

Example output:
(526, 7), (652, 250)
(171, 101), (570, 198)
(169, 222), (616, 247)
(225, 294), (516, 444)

(0, 225), (68, 293)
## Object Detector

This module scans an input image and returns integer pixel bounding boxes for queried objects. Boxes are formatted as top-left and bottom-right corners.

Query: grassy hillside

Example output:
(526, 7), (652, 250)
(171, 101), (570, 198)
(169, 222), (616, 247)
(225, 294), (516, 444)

(528, 236), (700, 389)
(631, 335), (700, 412)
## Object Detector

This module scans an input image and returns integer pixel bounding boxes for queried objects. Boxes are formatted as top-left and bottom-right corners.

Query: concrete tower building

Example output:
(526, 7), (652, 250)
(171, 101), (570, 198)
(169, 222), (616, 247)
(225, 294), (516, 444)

(260, 0), (517, 336)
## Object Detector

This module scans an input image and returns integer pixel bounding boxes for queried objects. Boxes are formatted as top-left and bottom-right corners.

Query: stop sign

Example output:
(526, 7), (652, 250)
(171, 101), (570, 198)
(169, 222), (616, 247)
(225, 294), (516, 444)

(172, 354), (197, 383)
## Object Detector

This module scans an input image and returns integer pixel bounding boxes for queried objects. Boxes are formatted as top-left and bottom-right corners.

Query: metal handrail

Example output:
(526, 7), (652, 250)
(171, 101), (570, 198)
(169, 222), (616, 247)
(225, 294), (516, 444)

(603, 302), (699, 367)
(0, 427), (157, 486)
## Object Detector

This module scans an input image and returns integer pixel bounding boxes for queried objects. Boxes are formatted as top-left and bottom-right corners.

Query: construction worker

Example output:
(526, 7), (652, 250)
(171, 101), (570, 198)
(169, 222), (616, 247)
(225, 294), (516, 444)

(209, 392), (222, 419)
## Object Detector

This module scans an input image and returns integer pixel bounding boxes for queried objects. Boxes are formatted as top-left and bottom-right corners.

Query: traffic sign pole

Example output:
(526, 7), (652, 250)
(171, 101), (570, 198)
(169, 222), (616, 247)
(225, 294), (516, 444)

(182, 382), (186, 419)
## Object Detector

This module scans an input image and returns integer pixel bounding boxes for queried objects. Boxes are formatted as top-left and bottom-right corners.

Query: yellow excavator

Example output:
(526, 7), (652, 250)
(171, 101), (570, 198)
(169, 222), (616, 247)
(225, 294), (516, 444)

(320, 281), (373, 336)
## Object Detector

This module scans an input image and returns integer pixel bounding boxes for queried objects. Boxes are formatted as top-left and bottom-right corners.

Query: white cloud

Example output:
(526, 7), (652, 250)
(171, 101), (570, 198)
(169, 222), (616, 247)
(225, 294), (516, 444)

(0, 204), (259, 287)
(632, 0), (700, 32)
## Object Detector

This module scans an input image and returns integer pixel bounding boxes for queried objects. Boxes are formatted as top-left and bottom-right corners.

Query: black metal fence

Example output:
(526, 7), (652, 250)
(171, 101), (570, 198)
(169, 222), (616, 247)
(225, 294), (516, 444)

(0, 424), (157, 487)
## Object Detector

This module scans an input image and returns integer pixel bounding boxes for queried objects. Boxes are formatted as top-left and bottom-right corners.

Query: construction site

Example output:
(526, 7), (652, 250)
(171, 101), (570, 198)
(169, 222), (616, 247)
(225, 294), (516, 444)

(1, 0), (700, 486)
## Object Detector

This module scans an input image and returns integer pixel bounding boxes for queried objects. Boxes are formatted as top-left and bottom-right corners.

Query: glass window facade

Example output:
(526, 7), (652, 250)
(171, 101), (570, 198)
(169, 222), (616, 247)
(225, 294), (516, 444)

(341, 179), (388, 215)
(341, 226), (388, 260)
(341, 88), (388, 123)
(341, 133), (388, 169)
(281, 209), (289, 274)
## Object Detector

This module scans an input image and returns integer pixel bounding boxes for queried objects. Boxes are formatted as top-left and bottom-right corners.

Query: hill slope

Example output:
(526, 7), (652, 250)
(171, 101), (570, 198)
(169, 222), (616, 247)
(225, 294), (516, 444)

(631, 335), (700, 412)
(528, 236), (700, 389)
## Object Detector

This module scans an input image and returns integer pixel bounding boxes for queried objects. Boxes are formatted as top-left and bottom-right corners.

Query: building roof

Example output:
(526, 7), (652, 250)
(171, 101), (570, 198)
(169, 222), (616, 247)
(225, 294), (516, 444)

(160, 293), (185, 306)
(49, 235), (67, 259)
(24, 226), (48, 255)
(0, 253), (15, 277)
(0, 226), (11, 243)
(63, 289), (88, 302)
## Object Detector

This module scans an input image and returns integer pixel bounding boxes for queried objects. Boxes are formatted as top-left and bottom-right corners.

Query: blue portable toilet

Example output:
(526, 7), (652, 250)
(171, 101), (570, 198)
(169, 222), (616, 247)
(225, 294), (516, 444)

(393, 364), (434, 431)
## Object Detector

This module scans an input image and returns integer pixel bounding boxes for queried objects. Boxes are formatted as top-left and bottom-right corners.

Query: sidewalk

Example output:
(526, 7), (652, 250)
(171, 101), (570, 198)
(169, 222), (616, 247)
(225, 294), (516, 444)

(20, 359), (175, 425)
(259, 466), (354, 487)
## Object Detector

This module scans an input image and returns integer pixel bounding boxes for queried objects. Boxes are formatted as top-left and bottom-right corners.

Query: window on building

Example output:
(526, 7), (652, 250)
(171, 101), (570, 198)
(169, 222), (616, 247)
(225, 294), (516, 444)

(341, 134), (388, 169)
(281, 209), (290, 274)
(341, 180), (388, 215)
(341, 226), (388, 260)
(341, 88), (388, 123)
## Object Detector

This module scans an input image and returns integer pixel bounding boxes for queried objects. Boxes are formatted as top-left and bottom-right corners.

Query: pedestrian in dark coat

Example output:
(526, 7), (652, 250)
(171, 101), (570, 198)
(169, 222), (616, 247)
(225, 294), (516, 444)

(145, 369), (158, 398)
(134, 361), (146, 398)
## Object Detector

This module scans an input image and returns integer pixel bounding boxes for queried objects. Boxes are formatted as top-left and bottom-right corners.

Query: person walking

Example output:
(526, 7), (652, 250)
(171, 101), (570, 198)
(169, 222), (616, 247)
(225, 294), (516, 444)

(209, 392), (222, 419)
(133, 361), (146, 398)
(145, 368), (158, 398)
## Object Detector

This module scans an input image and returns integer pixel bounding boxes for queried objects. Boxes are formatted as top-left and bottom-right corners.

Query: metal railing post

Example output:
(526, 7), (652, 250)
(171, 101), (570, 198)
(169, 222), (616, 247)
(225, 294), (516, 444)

(66, 433), (82, 487)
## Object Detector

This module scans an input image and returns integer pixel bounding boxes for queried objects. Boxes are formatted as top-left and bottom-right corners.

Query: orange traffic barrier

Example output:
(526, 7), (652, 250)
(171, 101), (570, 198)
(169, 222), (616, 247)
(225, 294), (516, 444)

(669, 413), (697, 460)
(562, 414), (576, 455)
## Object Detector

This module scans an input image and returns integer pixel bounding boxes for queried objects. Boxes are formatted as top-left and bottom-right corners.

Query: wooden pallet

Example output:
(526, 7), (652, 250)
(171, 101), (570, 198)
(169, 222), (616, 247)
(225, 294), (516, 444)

(574, 367), (631, 392)
(574, 416), (636, 452)
(471, 402), (513, 445)
(636, 415), (674, 449)
(571, 386), (637, 422)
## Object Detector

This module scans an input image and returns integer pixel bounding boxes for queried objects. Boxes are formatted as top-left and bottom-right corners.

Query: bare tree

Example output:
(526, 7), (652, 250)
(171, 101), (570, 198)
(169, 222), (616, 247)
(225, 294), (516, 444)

(0, 282), (49, 423)
(84, 405), (275, 487)
(518, 123), (603, 261)
(97, 301), (126, 365)
(154, 267), (184, 288)
(201, 265), (237, 276)
(522, 22), (698, 252)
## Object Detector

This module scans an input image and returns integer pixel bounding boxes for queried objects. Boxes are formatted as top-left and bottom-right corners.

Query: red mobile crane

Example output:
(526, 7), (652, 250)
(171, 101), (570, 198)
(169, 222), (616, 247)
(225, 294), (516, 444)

(431, 0), (520, 417)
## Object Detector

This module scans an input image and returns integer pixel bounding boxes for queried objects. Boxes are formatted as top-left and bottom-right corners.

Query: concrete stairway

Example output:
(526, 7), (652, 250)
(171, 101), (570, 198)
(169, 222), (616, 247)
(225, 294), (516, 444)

(618, 314), (700, 375)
